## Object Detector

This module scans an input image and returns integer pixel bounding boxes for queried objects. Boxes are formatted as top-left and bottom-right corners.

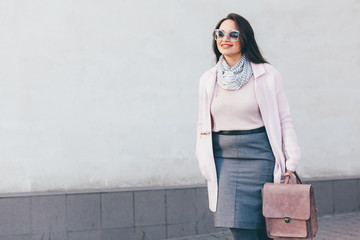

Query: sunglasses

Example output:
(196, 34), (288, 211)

(213, 29), (240, 42)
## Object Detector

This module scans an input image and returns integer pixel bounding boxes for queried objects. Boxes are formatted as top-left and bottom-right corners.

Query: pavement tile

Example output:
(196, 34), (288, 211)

(0, 198), (31, 236)
(66, 194), (101, 231)
(31, 195), (66, 233)
(101, 192), (134, 229)
(166, 189), (197, 225)
(167, 212), (360, 240)
(135, 190), (166, 227)
(333, 179), (359, 213)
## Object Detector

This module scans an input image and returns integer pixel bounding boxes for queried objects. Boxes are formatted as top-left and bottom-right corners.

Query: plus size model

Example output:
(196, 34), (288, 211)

(196, 13), (301, 240)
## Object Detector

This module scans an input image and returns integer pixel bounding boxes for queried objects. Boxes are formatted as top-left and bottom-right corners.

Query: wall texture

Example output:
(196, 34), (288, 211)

(0, 0), (359, 193)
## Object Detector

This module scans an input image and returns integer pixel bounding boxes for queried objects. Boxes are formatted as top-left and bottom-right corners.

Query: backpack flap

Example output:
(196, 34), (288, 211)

(262, 183), (312, 238)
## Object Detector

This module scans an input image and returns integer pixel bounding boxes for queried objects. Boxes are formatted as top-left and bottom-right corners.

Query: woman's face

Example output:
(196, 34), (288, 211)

(216, 19), (242, 58)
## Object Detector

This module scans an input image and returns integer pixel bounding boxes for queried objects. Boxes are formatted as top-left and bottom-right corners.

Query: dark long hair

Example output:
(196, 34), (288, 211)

(212, 13), (268, 63)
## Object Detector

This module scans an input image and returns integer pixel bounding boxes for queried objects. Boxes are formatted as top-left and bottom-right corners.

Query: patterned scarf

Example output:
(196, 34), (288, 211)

(217, 55), (253, 90)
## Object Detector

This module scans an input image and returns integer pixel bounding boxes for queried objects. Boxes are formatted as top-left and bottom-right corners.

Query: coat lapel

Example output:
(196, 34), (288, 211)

(205, 66), (216, 98)
(251, 62), (266, 79)
(205, 66), (217, 99)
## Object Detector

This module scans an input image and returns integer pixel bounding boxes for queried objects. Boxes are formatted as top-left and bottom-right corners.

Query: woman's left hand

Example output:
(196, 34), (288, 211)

(284, 170), (293, 177)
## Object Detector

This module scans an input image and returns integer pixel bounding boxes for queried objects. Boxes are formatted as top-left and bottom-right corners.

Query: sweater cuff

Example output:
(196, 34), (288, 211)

(286, 161), (297, 172)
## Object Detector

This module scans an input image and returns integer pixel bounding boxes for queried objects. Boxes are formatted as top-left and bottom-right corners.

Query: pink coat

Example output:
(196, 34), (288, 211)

(196, 62), (301, 212)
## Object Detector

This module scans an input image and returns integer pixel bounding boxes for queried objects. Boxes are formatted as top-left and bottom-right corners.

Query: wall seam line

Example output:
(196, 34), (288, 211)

(165, 190), (168, 239)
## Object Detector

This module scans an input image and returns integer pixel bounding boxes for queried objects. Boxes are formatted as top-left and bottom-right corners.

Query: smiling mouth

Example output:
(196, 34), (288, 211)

(221, 44), (233, 48)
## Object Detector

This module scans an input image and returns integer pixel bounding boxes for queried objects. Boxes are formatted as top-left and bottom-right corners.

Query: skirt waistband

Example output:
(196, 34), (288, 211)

(213, 126), (265, 135)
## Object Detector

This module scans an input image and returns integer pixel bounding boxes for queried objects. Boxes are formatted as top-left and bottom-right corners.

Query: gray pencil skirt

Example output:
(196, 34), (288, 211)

(212, 127), (275, 229)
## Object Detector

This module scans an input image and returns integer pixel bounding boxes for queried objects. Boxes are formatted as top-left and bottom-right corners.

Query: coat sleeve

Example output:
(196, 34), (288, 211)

(275, 70), (301, 171)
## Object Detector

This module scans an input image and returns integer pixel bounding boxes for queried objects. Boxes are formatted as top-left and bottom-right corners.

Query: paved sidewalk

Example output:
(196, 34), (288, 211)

(168, 212), (360, 240)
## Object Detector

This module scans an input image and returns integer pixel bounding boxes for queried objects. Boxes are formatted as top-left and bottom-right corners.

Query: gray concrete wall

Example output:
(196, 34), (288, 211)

(0, 178), (359, 240)
(0, 0), (359, 193)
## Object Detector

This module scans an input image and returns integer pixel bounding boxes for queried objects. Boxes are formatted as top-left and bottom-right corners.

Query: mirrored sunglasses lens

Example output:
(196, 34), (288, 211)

(229, 31), (239, 42)
(214, 30), (225, 41)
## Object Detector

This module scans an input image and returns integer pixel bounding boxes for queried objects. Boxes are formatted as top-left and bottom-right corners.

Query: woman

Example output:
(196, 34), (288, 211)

(195, 13), (301, 240)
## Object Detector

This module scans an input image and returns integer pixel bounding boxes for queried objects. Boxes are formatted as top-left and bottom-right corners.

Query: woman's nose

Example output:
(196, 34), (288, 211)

(222, 33), (231, 41)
